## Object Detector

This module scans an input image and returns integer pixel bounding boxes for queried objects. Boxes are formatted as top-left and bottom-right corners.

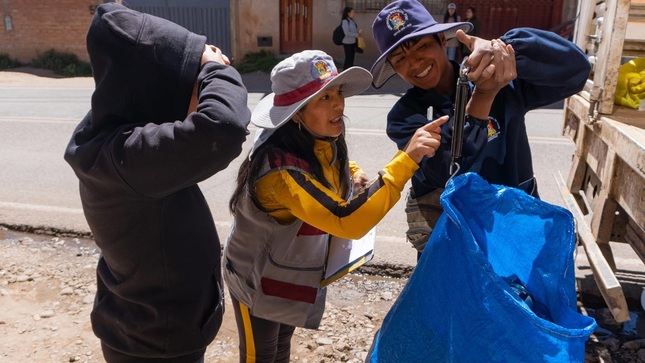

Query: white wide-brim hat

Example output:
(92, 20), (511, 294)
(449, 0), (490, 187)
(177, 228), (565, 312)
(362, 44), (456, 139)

(249, 50), (372, 156)
(251, 50), (372, 130)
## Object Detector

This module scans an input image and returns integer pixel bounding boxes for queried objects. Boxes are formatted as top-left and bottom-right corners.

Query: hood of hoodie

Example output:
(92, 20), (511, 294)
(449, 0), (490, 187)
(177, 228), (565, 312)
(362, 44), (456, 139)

(87, 3), (206, 131)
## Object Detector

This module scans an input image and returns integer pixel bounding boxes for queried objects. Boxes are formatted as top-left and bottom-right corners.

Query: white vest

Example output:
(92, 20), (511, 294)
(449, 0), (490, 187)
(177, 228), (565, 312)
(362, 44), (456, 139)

(223, 159), (352, 329)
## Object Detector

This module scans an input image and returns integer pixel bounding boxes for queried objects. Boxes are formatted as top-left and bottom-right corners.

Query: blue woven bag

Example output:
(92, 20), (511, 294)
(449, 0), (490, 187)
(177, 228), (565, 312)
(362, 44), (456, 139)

(367, 173), (596, 363)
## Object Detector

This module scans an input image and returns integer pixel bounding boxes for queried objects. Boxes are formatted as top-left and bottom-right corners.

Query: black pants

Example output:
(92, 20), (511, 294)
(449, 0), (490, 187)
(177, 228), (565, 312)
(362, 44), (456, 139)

(101, 342), (205, 363)
(342, 42), (356, 71)
(230, 294), (296, 363)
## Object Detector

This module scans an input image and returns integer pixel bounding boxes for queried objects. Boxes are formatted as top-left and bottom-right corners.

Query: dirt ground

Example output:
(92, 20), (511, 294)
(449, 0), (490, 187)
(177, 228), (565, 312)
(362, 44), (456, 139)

(0, 228), (405, 363)
(3, 228), (645, 363)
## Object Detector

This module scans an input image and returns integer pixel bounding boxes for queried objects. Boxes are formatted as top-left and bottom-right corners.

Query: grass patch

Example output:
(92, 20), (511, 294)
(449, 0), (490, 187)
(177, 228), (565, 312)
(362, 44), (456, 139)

(31, 49), (92, 77)
(6, 49), (280, 77)
(233, 50), (280, 74)
(0, 53), (22, 70)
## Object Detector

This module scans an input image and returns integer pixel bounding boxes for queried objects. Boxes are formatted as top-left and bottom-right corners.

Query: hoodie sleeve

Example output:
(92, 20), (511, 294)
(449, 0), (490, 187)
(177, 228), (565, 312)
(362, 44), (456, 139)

(501, 28), (591, 110)
(112, 62), (251, 198)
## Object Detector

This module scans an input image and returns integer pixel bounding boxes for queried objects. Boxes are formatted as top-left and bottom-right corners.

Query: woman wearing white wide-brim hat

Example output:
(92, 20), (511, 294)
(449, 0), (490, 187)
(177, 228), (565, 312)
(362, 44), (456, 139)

(223, 49), (448, 363)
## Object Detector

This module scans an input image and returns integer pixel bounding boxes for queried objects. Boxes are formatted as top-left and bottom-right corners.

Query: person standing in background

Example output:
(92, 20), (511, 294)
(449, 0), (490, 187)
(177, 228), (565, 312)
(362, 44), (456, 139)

(462, 6), (481, 59)
(443, 2), (461, 61)
(341, 6), (361, 70)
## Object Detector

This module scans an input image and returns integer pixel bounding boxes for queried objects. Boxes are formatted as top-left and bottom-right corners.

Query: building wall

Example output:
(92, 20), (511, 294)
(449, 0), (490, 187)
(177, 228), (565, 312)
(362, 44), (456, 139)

(1, 0), (580, 68)
(231, 0), (578, 68)
(0, 0), (100, 63)
(232, 0), (378, 66)
(232, 0), (279, 62)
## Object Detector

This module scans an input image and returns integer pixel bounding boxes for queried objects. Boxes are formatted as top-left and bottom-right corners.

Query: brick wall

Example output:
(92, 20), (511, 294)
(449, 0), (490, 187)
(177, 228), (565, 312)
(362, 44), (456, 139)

(0, 0), (102, 63)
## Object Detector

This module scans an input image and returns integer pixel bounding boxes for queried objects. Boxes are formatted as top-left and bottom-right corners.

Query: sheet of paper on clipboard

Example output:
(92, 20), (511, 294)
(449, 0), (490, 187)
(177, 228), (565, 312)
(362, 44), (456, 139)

(321, 228), (376, 287)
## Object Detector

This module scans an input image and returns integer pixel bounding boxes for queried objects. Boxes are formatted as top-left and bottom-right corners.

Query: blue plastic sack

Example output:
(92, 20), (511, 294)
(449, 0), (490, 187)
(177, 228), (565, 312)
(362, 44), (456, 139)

(368, 173), (596, 363)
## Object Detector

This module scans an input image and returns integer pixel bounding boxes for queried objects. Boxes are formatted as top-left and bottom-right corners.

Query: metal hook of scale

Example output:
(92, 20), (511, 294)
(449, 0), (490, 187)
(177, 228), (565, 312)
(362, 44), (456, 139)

(446, 57), (470, 187)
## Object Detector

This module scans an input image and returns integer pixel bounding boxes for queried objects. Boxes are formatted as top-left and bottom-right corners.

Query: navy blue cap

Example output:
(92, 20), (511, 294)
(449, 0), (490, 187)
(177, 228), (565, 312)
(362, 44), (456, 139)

(370, 0), (472, 88)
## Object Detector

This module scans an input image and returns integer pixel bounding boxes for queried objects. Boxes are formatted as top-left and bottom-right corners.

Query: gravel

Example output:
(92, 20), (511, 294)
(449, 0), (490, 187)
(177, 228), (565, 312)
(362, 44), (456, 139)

(1, 226), (644, 362)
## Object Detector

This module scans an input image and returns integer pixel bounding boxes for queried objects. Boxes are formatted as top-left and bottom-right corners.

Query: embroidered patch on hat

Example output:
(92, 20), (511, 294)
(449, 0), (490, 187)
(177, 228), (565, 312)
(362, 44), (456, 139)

(311, 57), (334, 82)
(386, 9), (410, 35)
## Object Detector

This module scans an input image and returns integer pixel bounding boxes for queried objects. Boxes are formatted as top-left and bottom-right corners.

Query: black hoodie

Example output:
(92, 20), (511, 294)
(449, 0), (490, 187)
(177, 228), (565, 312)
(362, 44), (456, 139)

(64, 3), (250, 360)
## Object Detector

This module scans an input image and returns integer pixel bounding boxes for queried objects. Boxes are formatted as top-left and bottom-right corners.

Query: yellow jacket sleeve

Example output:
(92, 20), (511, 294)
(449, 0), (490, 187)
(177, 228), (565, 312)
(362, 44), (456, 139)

(256, 151), (418, 239)
(349, 161), (364, 178)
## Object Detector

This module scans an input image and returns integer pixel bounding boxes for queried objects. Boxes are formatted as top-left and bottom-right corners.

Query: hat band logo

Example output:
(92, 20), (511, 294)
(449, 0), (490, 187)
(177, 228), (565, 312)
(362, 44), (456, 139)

(311, 58), (333, 81)
(386, 9), (409, 36)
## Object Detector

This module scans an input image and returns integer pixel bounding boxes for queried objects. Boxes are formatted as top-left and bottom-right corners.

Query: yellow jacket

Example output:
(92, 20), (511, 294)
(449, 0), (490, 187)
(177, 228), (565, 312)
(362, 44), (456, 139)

(256, 138), (418, 239)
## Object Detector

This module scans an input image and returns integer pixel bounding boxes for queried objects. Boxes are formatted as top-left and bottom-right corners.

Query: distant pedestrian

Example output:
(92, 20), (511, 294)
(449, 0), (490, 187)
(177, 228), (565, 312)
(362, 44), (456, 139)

(443, 2), (461, 61)
(461, 6), (481, 58)
(64, 3), (251, 362)
(341, 7), (361, 70)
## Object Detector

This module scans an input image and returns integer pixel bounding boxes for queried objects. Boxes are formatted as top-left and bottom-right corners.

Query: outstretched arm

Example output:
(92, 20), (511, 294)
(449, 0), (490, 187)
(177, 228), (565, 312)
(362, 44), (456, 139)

(500, 28), (590, 110)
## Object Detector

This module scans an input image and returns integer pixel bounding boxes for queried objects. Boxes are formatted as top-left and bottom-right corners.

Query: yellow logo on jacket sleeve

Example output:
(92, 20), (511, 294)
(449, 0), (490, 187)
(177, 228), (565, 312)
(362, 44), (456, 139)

(487, 116), (501, 141)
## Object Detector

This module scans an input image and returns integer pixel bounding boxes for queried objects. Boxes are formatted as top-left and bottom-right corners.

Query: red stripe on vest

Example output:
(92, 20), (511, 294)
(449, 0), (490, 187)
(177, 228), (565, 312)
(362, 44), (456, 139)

(268, 150), (312, 172)
(273, 73), (338, 106)
(298, 223), (326, 236)
(261, 277), (318, 304)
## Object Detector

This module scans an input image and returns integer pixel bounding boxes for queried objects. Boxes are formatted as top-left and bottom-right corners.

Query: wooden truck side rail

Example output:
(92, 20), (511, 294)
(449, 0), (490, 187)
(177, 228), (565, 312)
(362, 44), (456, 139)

(560, 0), (645, 323)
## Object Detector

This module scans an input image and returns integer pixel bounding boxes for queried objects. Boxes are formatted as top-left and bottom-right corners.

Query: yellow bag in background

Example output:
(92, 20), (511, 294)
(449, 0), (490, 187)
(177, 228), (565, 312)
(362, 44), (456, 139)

(614, 57), (645, 110)
(356, 35), (366, 53)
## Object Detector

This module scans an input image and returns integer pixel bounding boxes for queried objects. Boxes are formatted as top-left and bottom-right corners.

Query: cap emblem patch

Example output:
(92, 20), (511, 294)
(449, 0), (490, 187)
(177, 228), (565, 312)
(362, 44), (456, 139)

(386, 10), (410, 35)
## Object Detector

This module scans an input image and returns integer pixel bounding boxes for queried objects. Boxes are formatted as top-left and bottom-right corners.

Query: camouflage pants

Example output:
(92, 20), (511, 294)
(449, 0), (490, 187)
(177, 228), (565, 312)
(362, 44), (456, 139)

(405, 188), (444, 253)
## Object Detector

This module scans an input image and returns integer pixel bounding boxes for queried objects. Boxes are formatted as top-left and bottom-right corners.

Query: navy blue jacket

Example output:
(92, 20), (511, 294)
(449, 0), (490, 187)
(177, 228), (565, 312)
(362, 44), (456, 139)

(387, 28), (590, 198)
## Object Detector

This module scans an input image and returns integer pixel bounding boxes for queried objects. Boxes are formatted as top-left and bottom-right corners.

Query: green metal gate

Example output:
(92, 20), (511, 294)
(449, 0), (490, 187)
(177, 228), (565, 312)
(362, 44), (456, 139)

(122, 0), (232, 56)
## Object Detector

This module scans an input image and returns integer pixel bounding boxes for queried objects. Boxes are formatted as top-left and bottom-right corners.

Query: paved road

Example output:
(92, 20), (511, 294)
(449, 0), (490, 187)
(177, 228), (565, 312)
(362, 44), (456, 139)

(0, 69), (600, 267)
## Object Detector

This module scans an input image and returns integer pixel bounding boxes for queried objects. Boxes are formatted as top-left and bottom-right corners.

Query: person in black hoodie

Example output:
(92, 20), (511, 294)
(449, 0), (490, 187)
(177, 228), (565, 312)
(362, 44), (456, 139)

(64, 3), (251, 362)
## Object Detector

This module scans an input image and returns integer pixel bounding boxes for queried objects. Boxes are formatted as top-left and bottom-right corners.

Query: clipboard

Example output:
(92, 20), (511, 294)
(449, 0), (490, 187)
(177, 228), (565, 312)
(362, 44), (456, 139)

(321, 228), (376, 287)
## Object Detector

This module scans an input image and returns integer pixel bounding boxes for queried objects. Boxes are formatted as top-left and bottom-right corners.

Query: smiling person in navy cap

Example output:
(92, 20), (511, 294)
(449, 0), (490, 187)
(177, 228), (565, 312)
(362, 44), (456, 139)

(370, 0), (591, 256)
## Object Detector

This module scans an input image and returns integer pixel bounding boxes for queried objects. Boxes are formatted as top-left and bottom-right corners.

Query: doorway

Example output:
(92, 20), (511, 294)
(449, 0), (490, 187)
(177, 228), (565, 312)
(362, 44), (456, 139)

(279, 0), (312, 54)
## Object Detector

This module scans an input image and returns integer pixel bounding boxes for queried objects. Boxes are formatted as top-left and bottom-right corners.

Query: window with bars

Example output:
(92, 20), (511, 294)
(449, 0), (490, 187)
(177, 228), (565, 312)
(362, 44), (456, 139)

(345, 0), (447, 14)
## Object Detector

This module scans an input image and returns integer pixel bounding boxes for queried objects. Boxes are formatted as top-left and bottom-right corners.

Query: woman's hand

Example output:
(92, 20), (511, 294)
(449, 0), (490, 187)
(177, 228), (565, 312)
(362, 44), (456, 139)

(403, 116), (449, 163)
(352, 172), (370, 193)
